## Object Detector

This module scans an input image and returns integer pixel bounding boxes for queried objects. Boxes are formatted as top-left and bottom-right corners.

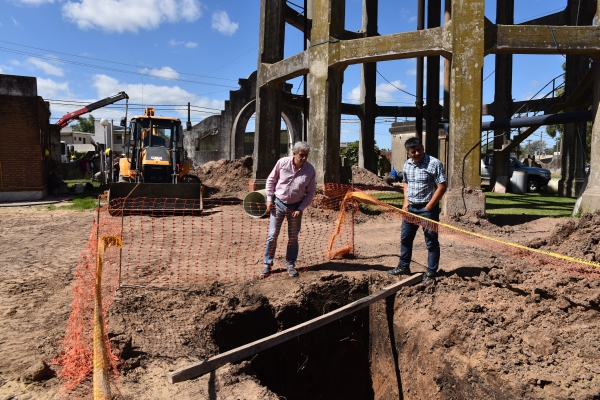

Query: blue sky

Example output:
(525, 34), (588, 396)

(1, 0), (568, 150)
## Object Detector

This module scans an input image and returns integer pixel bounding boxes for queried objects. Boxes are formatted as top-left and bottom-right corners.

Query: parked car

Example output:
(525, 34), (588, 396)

(481, 154), (551, 192)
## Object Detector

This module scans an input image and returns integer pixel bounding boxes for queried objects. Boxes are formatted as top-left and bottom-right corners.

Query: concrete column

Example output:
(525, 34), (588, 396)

(358, 0), (377, 173)
(491, 0), (514, 193)
(307, 0), (345, 184)
(254, 0), (286, 179)
(425, 0), (441, 158)
(442, 0), (451, 125)
(415, 0), (425, 140)
(559, 0), (590, 196)
(579, 3), (600, 212)
(442, 0), (486, 216)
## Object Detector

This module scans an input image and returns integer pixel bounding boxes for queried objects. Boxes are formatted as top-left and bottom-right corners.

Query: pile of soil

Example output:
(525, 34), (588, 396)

(528, 211), (600, 262)
(190, 156), (253, 198)
(191, 158), (389, 198)
(341, 165), (390, 187)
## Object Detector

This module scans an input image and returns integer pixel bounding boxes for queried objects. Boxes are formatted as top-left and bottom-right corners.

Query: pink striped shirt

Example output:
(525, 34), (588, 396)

(265, 156), (316, 211)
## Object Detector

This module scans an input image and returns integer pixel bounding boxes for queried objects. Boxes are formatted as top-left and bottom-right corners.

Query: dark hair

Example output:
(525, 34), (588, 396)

(404, 137), (422, 151)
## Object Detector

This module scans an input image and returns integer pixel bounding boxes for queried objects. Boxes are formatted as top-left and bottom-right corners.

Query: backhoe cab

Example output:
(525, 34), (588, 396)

(108, 107), (202, 215)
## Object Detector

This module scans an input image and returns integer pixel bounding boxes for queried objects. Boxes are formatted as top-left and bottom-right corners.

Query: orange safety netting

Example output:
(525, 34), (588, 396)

(55, 183), (600, 398)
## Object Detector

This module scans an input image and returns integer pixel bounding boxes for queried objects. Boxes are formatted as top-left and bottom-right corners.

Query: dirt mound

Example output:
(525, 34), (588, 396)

(528, 211), (600, 262)
(192, 158), (388, 198)
(395, 261), (600, 399)
(191, 156), (253, 198)
(341, 166), (389, 187)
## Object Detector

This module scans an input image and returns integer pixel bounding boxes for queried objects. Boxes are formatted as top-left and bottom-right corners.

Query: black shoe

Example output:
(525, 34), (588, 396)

(422, 272), (436, 283)
(387, 266), (411, 276)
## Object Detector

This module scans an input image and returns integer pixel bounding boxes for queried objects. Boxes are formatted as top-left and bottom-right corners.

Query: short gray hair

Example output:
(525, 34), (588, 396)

(292, 141), (310, 154)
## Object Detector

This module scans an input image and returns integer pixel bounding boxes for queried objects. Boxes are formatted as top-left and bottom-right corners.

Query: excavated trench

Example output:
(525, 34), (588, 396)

(111, 272), (567, 399)
(212, 278), (375, 400)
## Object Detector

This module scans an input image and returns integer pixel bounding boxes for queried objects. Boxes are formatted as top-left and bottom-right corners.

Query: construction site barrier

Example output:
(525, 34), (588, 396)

(55, 184), (600, 398)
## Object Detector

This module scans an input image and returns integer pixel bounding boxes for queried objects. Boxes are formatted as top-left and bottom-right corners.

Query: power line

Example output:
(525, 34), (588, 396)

(0, 46), (238, 89)
(0, 39), (238, 82)
(45, 98), (223, 111)
(376, 70), (416, 97)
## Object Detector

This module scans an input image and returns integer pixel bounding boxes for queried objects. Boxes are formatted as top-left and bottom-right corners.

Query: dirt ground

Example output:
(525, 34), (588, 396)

(2, 161), (600, 399)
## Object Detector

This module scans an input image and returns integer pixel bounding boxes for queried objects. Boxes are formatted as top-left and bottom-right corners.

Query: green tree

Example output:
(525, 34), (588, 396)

(70, 114), (95, 133)
(341, 140), (380, 171)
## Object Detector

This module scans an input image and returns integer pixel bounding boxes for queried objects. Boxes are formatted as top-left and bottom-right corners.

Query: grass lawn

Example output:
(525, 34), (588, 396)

(46, 197), (99, 212)
(371, 190), (577, 218)
(485, 192), (577, 217)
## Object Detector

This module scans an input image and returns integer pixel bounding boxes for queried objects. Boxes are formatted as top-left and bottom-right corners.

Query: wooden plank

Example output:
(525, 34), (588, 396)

(168, 273), (422, 384)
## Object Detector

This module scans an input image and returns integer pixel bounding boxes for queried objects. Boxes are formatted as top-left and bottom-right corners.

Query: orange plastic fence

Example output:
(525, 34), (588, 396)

(55, 183), (361, 396)
(56, 184), (600, 397)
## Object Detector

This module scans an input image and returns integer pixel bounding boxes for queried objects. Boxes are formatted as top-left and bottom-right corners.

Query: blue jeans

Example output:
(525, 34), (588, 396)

(399, 203), (440, 275)
(263, 198), (303, 268)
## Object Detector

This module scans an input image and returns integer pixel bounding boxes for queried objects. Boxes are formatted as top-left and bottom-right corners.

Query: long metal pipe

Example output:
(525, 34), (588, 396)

(481, 110), (593, 130)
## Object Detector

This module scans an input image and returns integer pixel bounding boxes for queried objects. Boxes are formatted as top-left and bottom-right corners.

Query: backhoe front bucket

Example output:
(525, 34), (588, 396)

(107, 182), (203, 216)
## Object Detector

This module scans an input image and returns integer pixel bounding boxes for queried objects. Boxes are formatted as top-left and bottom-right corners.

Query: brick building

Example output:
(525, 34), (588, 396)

(0, 74), (58, 202)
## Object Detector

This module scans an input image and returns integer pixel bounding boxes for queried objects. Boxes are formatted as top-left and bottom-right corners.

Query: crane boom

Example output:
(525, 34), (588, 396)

(55, 91), (129, 128)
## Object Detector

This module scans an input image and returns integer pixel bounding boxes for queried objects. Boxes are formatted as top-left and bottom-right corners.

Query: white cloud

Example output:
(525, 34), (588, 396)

(139, 66), (180, 80)
(92, 74), (223, 120)
(37, 78), (73, 98)
(0, 67), (3, 74)
(346, 80), (409, 104)
(62, 0), (202, 33)
(10, 60), (21, 66)
(211, 11), (238, 36)
(169, 39), (198, 48)
(12, 17), (21, 27)
(27, 57), (64, 76)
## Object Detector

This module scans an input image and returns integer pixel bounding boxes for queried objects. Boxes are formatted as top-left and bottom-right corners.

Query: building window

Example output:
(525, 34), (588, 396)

(83, 138), (86, 144)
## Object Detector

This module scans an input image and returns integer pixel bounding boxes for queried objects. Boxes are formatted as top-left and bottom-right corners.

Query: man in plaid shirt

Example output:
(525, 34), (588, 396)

(387, 137), (447, 282)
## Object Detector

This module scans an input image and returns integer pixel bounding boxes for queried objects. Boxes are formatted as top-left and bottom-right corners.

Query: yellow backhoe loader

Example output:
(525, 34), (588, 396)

(108, 107), (202, 215)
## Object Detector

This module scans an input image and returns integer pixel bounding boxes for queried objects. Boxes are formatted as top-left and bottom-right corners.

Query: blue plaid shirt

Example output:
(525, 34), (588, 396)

(402, 154), (446, 204)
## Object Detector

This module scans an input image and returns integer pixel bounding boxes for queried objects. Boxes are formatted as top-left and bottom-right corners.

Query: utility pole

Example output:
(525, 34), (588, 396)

(527, 139), (532, 155)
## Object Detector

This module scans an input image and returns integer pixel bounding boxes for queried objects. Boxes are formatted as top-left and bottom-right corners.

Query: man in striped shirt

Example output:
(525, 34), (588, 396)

(387, 137), (447, 282)
(261, 141), (316, 278)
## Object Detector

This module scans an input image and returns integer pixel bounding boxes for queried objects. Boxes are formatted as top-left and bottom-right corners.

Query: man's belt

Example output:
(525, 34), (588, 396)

(410, 202), (429, 208)
(275, 197), (301, 206)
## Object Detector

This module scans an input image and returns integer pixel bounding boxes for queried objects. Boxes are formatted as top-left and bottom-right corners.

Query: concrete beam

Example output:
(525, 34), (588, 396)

(443, 0), (486, 216)
(285, 4), (309, 32)
(261, 51), (310, 87)
(376, 105), (418, 118)
(284, 3), (366, 41)
(337, 26), (452, 66)
(490, 25), (600, 55)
